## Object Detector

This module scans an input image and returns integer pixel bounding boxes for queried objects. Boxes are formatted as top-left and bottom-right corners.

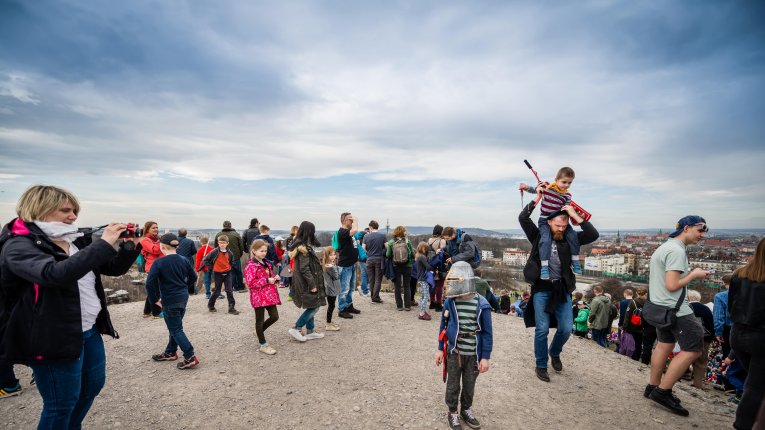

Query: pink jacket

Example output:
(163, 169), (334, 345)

(244, 259), (281, 309)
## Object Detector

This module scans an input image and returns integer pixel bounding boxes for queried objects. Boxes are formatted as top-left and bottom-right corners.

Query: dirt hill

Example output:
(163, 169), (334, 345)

(2, 288), (737, 429)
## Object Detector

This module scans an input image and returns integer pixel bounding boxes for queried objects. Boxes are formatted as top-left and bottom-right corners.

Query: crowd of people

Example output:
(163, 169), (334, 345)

(0, 183), (763, 430)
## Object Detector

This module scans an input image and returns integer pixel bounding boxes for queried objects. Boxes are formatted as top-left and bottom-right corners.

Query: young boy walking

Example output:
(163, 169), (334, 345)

(436, 262), (493, 430)
(202, 235), (240, 315)
(146, 233), (199, 369)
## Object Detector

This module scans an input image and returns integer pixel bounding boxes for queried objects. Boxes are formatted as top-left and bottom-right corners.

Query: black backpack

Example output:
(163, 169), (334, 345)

(499, 294), (513, 314)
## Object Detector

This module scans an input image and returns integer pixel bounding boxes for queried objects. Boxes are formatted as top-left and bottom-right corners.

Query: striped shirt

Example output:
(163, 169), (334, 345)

(530, 184), (572, 217)
(455, 295), (479, 355)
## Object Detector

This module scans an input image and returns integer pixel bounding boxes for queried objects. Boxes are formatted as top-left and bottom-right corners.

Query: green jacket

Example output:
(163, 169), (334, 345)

(475, 277), (490, 297)
(385, 238), (415, 267)
(215, 229), (244, 259)
(588, 295), (612, 330)
(574, 308), (590, 332)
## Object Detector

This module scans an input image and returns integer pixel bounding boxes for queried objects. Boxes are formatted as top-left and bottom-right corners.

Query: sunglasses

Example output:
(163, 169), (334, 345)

(693, 223), (708, 233)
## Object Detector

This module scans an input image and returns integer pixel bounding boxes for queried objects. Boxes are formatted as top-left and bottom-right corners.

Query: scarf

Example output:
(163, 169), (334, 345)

(33, 221), (84, 244)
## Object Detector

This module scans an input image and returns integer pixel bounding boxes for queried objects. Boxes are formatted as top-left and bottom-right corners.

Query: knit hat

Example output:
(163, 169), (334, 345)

(160, 233), (179, 247)
(668, 215), (707, 238)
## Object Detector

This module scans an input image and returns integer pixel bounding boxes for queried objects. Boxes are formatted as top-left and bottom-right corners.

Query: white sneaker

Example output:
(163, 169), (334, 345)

(259, 345), (277, 355)
(325, 322), (340, 331)
(305, 332), (325, 340)
(288, 328), (307, 342)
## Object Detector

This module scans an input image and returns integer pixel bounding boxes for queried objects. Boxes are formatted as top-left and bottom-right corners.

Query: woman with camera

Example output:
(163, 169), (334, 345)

(140, 221), (163, 318)
(0, 185), (141, 429)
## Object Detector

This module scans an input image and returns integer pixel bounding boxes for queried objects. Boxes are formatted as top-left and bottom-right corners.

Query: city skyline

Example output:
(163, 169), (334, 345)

(1, 1), (764, 230)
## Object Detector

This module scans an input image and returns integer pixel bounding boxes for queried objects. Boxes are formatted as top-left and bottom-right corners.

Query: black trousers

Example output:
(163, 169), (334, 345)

(731, 326), (765, 430)
(640, 321), (657, 365)
(0, 362), (18, 387)
(392, 263), (411, 309)
(254, 306), (279, 344)
(445, 352), (478, 413)
(143, 296), (162, 317)
(208, 272), (235, 308)
(366, 259), (384, 301)
(327, 296), (336, 323)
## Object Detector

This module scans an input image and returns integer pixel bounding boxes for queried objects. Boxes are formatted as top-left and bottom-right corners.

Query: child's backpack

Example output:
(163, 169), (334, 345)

(499, 294), (512, 314)
(470, 242), (482, 268)
(392, 239), (409, 264)
(629, 300), (642, 326)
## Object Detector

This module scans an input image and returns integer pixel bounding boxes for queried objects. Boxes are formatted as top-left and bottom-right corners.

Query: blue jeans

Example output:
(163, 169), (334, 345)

(533, 290), (573, 368)
(359, 262), (369, 294)
(203, 271), (212, 298)
(295, 307), (319, 333)
(163, 303), (194, 360)
(231, 259), (244, 291)
(338, 265), (356, 311)
(538, 217), (581, 262)
(31, 327), (106, 430)
(591, 328), (609, 347)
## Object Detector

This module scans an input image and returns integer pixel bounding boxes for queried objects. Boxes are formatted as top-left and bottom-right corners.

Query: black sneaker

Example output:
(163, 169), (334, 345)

(338, 311), (354, 319)
(644, 384), (681, 404)
(649, 387), (689, 416)
(347, 306), (361, 314)
(228, 306), (240, 315)
(550, 355), (563, 372)
(372, 297), (383, 303)
(152, 352), (178, 362)
(535, 367), (550, 382)
(460, 408), (481, 429)
(208, 307), (217, 312)
(447, 412), (463, 430)
(177, 356), (199, 370)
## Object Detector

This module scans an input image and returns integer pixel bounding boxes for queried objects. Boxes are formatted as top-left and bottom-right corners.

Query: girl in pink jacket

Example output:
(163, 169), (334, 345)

(244, 239), (281, 355)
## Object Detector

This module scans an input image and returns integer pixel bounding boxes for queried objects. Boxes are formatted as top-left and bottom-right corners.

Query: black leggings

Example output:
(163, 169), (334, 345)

(143, 296), (161, 317)
(327, 296), (336, 323)
(254, 306), (279, 344)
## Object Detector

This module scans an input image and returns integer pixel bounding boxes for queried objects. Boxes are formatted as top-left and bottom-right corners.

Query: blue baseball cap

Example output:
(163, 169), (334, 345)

(668, 215), (707, 238)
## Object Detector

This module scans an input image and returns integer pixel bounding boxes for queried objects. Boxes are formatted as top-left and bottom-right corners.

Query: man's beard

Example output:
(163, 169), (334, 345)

(552, 231), (565, 241)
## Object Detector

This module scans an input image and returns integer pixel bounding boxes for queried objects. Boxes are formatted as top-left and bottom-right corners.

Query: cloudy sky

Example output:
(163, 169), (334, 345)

(1, 1), (763, 231)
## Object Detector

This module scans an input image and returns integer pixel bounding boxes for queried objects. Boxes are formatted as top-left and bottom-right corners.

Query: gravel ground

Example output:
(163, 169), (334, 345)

(2, 288), (737, 429)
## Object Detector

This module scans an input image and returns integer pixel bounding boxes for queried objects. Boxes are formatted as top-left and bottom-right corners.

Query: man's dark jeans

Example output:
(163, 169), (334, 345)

(366, 258), (384, 300)
(163, 303), (194, 360)
(231, 259), (245, 291)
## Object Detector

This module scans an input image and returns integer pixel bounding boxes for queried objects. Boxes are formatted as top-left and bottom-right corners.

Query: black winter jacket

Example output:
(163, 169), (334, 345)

(0, 218), (140, 365)
(729, 275), (765, 331)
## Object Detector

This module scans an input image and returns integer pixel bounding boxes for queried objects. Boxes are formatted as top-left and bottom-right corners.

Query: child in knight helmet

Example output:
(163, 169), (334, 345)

(520, 166), (583, 279)
(322, 246), (341, 331)
(436, 267), (493, 430)
(244, 239), (281, 355)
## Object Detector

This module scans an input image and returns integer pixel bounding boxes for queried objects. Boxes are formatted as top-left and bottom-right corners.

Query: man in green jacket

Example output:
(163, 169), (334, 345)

(588, 285), (611, 347)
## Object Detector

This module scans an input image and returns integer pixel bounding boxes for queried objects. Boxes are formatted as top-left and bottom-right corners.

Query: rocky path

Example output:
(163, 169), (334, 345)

(3, 288), (736, 429)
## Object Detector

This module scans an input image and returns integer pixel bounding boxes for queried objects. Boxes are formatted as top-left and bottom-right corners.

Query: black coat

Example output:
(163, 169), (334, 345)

(518, 201), (600, 327)
(0, 218), (140, 365)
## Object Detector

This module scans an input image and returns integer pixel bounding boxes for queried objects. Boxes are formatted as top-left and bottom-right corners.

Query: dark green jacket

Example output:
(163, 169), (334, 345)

(288, 244), (326, 309)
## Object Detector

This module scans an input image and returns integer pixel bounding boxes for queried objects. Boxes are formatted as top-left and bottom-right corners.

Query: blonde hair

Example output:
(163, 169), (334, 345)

(16, 185), (80, 221)
(415, 241), (429, 258)
(199, 234), (209, 245)
(250, 239), (267, 257)
(322, 246), (336, 271)
(734, 236), (765, 283)
(290, 225), (298, 236)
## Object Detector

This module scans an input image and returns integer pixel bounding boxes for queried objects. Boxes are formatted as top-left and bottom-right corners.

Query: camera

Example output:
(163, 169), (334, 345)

(121, 223), (142, 238)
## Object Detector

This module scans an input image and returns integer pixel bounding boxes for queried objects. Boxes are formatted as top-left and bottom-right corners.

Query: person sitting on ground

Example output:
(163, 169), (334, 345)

(146, 233), (199, 369)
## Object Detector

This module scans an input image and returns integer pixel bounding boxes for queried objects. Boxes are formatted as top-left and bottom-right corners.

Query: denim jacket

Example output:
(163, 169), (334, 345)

(438, 294), (493, 361)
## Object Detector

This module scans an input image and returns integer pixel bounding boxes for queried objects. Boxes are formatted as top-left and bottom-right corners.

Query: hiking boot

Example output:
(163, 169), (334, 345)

(208, 307), (217, 312)
(644, 384), (681, 404)
(228, 306), (240, 315)
(434, 304), (443, 312)
(372, 297), (383, 304)
(447, 412), (463, 430)
(305, 332), (325, 340)
(572, 260), (583, 275)
(325, 322), (340, 331)
(0, 383), (22, 399)
(429, 302), (435, 309)
(152, 312), (164, 319)
(258, 345), (277, 355)
(347, 306), (361, 314)
(649, 387), (689, 416)
(550, 355), (563, 372)
(152, 352), (178, 362)
(419, 313), (432, 321)
(460, 408), (481, 429)
(535, 367), (550, 382)
(288, 328), (307, 342)
(540, 266), (550, 280)
(177, 356), (199, 369)
(338, 311), (354, 319)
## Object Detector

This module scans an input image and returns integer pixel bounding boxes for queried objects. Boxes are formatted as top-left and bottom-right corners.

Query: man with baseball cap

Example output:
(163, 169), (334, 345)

(644, 215), (710, 416)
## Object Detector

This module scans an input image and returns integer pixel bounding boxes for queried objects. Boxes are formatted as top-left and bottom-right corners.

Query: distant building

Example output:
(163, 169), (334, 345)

(502, 248), (529, 267)
(481, 250), (494, 260)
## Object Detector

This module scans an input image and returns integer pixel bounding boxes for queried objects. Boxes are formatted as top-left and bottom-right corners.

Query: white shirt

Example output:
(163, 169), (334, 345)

(69, 243), (102, 332)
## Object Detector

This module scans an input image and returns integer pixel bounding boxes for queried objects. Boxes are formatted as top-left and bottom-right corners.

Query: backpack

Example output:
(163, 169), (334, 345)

(392, 239), (409, 263)
(629, 300), (643, 326)
(331, 230), (339, 250)
(499, 294), (512, 314)
(609, 303), (618, 322)
(470, 242), (482, 268)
